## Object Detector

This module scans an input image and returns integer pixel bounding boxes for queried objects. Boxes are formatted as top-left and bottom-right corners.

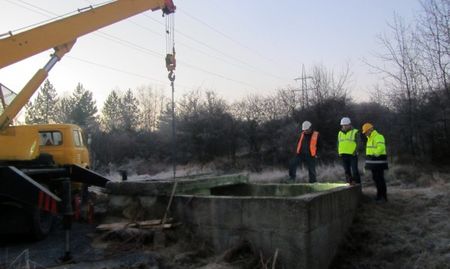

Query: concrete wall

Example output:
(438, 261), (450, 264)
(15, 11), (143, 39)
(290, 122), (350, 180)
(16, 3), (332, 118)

(106, 176), (360, 269)
(209, 182), (347, 197)
(172, 184), (360, 269)
(105, 174), (248, 221)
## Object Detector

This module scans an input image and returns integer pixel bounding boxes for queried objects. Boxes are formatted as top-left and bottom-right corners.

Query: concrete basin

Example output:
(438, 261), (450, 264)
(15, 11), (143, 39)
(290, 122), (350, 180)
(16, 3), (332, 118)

(106, 175), (361, 269)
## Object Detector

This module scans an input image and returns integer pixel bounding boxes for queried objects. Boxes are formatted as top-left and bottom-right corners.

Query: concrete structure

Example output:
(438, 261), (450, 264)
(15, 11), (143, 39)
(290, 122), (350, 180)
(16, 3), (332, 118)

(105, 174), (361, 269)
(106, 174), (248, 220)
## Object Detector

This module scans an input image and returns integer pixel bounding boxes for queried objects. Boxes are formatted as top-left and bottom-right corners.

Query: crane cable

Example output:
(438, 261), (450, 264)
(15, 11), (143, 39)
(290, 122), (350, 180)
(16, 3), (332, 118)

(165, 10), (176, 179)
(162, 11), (176, 226)
(165, 12), (176, 81)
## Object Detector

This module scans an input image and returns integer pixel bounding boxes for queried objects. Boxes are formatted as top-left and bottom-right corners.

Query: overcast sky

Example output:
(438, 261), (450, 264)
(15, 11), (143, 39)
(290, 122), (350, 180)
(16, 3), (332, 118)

(0, 0), (422, 109)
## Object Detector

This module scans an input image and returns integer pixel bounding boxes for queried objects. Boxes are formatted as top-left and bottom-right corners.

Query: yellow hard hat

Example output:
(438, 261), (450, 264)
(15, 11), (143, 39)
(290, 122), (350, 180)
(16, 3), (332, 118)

(362, 123), (374, 134)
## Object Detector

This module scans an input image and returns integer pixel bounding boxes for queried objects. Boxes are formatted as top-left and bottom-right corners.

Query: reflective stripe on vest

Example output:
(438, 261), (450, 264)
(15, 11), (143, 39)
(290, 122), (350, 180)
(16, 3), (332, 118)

(338, 129), (358, 155)
(365, 160), (388, 164)
(296, 131), (319, 157)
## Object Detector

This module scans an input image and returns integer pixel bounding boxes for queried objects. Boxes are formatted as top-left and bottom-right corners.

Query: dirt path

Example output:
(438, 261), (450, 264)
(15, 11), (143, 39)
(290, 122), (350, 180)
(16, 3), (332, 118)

(332, 183), (450, 269)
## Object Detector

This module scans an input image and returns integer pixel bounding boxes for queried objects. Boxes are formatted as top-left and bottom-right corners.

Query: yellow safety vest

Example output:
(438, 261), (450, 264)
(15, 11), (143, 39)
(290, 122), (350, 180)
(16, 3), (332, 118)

(366, 130), (386, 156)
(338, 129), (358, 155)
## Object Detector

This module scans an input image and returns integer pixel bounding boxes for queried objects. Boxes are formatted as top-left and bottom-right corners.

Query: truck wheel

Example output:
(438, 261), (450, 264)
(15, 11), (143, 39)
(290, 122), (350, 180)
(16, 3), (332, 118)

(30, 207), (53, 240)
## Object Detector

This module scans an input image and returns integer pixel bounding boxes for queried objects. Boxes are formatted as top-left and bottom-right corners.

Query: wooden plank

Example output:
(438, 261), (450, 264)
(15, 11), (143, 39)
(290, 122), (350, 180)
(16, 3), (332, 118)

(96, 218), (174, 231)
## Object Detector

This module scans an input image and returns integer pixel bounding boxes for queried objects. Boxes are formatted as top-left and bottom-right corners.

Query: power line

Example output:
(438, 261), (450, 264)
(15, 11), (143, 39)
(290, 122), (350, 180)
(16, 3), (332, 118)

(2, 0), (61, 33)
(129, 19), (288, 82)
(5, 0), (52, 17)
(94, 31), (163, 58)
(6, 0), (287, 87)
(179, 9), (279, 65)
(66, 56), (204, 94)
(144, 14), (290, 81)
(10, 0), (266, 83)
(3, 0), (113, 34)
(66, 55), (173, 88)
(90, 31), (259, 89)
(6, 0), (262, 90)
(67, 56), (165, 83)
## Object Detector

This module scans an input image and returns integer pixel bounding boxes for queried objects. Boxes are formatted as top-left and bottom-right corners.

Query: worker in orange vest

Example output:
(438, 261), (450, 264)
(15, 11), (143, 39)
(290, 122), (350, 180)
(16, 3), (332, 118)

(289, 120), (320, 183)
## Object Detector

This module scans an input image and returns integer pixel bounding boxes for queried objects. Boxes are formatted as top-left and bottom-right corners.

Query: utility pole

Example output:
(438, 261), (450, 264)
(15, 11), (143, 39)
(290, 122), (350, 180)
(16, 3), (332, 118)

(294, 65), (313, 110)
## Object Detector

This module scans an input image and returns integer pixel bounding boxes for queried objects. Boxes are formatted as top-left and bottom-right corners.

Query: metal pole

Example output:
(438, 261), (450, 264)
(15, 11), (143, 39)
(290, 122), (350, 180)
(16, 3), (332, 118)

(171, 80), (176, 180)
(162, 74), (177, 225)
(60, 179), (73, 262)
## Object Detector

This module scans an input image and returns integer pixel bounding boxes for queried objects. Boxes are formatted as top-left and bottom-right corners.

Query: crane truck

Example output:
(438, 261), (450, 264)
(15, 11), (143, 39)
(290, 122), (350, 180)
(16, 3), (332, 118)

(0, 0), (176, 239)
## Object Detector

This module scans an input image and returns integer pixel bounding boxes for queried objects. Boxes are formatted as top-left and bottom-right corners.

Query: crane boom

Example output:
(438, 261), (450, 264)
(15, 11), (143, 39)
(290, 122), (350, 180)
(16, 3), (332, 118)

(0, 0), (175, 130)
(0, 0), (176, 240)
(0, 0), (175, 68)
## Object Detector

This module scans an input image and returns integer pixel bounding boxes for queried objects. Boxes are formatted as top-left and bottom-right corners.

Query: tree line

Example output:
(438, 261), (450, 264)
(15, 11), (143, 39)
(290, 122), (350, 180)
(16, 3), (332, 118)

(23, 0), (449, 171)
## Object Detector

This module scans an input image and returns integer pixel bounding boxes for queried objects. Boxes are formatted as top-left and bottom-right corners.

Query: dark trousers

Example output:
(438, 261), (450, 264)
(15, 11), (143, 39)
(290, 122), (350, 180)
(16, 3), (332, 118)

(289, 155), (316, 183)
(341, 154), (361, 183)
(371, 168), (387, 200)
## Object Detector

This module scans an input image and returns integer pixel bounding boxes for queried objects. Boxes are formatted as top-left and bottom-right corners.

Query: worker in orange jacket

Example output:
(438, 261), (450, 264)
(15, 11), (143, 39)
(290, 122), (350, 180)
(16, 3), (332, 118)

(289, 120), (320, 183)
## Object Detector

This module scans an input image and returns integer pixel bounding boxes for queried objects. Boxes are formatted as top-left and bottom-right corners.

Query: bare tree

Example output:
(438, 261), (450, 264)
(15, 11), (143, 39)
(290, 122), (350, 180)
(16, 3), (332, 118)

(308, 64), (351, 106)
(418, 0), (450, 95)
(136, 85), (166, 131)
(231, 94), (267, 124)
(177, 89), (202, 121)
(417, 0), (450, 158)
(273, 88), (298, 119)
(366, 15), (425, 157)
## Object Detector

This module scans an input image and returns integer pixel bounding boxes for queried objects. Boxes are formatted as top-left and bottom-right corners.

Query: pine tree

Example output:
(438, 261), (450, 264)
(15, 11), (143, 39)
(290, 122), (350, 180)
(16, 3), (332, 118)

(101, 90), (122, 132)
(25, 80), (59, 124)
(120, 89), (140, 132)
(69, 83), (98, 128)
(54, 96), (73, 124)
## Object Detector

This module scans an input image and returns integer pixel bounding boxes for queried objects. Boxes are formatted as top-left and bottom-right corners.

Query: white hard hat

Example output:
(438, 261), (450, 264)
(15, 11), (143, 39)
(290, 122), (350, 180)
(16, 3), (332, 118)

(340, 117), (351, 125)
(302, 121), (312, 131)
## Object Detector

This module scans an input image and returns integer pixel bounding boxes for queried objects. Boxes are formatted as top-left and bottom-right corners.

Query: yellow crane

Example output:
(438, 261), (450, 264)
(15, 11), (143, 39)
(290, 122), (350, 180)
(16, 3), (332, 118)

(0, 0), (175, 240)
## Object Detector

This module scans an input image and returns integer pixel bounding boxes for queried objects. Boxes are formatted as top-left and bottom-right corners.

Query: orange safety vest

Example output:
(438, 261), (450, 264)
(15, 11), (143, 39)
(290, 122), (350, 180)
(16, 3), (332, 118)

(296, 131), (319, 156)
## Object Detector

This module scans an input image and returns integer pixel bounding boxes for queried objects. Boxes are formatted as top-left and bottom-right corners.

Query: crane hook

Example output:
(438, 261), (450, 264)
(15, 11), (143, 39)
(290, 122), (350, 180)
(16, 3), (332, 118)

(168, 71), (175, 82)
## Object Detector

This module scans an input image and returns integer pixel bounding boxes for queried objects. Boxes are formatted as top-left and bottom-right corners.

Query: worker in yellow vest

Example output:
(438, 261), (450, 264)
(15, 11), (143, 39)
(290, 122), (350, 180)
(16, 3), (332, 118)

(337, 117), (361, 184)
(289, 120), (319, 183)
(362, 123), (388, 202)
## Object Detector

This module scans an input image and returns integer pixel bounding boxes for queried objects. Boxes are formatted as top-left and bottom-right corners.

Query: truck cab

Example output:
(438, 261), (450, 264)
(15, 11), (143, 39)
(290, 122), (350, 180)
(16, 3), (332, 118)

(0, 124), (89, 169)
(37, 124), (90, 168)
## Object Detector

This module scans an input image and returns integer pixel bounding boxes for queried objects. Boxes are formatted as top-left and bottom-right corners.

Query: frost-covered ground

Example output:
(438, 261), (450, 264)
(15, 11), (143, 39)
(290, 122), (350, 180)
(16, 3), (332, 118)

(246, 164), (450, 269)
(103, 160), (348, 183)
(152, 164), (450, 268)
(3, 161), (448, 268)
(84, 162), (450, 268)
(333, 181), (450, 269)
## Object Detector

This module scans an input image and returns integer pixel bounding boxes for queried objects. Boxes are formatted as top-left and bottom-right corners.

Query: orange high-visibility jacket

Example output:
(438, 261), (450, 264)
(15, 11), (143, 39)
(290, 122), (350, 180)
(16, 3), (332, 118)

(296, 131), (319, 157)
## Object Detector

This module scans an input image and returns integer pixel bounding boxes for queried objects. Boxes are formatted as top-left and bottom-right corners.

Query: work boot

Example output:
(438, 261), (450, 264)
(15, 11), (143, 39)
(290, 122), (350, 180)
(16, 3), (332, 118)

(282, 176), (295, 184)
(345, 174), (352, 184)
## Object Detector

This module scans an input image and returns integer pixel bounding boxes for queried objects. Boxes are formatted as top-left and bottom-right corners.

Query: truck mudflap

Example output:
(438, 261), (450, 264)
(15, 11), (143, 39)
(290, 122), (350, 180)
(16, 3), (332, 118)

(0, 166), (61, 213)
